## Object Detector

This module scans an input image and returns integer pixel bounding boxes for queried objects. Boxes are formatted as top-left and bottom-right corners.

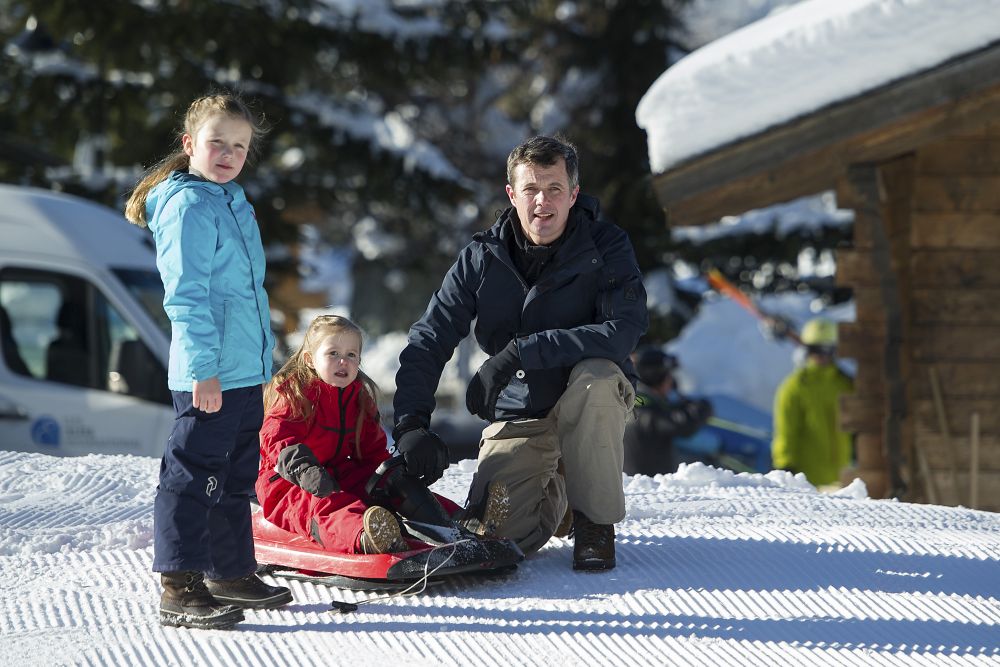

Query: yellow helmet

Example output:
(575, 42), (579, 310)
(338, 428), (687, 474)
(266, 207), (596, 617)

(800, 318), (838, 347)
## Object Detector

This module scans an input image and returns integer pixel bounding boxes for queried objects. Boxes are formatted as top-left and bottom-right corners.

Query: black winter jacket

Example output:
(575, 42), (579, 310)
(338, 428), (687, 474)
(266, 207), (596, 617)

(394, 194), (648, 425)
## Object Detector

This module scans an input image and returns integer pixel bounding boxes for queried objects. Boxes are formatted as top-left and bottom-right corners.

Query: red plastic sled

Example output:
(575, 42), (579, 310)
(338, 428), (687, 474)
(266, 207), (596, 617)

(252, 505), (523, 585)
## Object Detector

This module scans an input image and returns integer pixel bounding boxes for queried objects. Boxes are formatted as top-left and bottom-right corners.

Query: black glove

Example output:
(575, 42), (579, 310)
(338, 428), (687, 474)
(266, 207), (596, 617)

(392, 421), (449, 485)
(275, 443), (339, 497)
(686, 398), (713, 424)
(466, 339), (521, 422)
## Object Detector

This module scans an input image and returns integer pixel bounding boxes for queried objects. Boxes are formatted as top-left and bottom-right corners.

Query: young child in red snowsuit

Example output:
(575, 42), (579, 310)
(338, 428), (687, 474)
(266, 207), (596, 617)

(256, 315), (461, 554)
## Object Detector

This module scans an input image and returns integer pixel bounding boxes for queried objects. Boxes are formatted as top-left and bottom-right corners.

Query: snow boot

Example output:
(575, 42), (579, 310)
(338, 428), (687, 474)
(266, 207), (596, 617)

(458, 480), (510, 537)
(358, 506), (409, 554)
(160, 571), (245, 630)
(572, 511), (616, 571)
(204, 573), (293, 609)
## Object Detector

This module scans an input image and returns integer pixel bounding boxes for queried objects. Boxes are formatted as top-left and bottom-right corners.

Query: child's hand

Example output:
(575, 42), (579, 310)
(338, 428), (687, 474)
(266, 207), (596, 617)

(193, 377), (223, 413)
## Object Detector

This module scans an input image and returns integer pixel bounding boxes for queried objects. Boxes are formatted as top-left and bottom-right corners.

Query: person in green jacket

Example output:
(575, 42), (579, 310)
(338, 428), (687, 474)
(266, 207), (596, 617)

(771, 318), (854, 487)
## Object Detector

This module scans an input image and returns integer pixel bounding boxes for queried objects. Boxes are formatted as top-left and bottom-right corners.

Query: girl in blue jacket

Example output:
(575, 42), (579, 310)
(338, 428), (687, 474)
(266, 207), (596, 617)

(125, 92), (290, 630)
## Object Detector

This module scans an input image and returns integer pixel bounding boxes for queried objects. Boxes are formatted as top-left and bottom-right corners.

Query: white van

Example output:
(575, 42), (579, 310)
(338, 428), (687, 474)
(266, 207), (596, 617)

(0, 184), (175, 457)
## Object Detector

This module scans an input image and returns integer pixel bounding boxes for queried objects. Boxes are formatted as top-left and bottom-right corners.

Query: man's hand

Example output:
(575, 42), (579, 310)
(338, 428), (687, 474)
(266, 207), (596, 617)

(466, 340), (521, 422)
(193, 377), (222, 413)
(393, 425), (449, 485)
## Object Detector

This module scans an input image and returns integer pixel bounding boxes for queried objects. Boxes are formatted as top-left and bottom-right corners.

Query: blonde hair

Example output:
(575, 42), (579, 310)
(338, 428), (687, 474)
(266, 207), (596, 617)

(265, 315), (381, 460)
(124, 92), (268, 227)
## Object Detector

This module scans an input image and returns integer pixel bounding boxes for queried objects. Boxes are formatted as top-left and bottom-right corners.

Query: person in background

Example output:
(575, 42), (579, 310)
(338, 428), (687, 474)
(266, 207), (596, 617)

(392, 135), (647, 571)
(623, 347), (713, 476)
(771, 317), (855, 488)
(125, 92), (290, 630)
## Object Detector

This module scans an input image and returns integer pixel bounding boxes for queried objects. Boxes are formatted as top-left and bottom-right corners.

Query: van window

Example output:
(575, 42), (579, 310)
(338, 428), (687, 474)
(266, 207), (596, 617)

(0, 268), (170, 405)
(112, 268), (170, 340)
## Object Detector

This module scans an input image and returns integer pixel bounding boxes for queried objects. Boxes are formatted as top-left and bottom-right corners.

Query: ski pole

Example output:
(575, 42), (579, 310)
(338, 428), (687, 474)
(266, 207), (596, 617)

(706, 268), (802, 345)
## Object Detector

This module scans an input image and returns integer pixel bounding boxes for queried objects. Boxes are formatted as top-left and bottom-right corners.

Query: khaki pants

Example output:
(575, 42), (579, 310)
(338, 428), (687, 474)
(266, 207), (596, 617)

(467, 359), (635, 555)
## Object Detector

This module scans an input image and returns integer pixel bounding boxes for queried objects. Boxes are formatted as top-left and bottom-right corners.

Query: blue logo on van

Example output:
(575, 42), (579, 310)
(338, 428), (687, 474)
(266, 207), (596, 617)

(31, 416), (60, 447)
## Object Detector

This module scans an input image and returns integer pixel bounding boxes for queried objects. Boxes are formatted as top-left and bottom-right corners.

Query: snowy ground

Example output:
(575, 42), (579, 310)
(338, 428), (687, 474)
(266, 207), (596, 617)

(1, 450), (997, 666)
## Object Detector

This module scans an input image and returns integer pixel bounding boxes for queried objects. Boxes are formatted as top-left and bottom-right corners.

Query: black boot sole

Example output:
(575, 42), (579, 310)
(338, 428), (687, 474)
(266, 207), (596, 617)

(209, 589), (293, 609)
(573, 558), (616, 571)
(159, 607), (245, 630)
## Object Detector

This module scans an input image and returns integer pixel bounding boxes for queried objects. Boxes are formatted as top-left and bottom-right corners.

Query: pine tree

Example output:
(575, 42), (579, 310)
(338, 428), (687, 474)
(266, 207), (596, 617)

(0, 0), (696, 336)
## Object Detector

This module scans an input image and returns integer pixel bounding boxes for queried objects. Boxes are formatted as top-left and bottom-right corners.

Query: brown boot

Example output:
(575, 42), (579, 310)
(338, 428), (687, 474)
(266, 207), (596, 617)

(160, 571), (244, 629)
(357, 506), (409, 554)
(572, 511), (616, 571)
(204, 573), (293, 609)
(458, 480), (510, 537)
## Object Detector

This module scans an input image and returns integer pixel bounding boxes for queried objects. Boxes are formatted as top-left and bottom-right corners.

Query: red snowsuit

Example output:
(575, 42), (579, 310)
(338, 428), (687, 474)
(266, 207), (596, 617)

(256, 378), (458, 553)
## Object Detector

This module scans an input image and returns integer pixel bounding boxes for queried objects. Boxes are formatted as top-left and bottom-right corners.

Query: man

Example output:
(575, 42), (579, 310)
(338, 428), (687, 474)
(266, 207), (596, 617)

(392, 136), (648, 570)
(623, 347), (712, 476)
(771, 317), (855, 488)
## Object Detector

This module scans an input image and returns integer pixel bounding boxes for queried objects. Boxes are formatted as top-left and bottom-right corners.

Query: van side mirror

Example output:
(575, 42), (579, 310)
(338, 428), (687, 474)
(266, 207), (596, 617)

(110, 339), (170, 405)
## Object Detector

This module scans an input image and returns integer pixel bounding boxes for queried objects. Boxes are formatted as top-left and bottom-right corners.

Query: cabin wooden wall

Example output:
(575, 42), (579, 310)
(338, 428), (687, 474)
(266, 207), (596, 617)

(836, 121), (1000, 512)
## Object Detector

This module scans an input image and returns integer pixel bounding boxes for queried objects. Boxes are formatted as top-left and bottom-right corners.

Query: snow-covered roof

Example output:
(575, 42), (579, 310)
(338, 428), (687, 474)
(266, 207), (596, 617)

(637, 0), (1000, 174)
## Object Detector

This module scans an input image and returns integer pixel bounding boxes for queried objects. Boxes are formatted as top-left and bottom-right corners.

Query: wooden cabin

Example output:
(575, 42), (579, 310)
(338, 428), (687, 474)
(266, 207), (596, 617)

(646, 43), (1000, 511)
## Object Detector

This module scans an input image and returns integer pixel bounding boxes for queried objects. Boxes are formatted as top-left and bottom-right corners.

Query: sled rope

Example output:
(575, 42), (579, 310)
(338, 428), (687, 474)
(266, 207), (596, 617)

(329, 539), (474, 614)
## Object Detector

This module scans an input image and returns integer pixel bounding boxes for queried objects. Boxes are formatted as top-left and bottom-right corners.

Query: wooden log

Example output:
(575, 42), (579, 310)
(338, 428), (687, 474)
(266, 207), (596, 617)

(837, 323), (883, 363)
(843, 324), (1000, 361)
(931, 470), (1000, 512)
(916, 138), (1000, 175)
(840, 249), (1000, 288)
(840, 395), (884, 433)
(855, 433), (888, 469)
(970, 412), (980, 510)
(912, 175), (1000, 212)
(910, 213), (1000, 249)
(911, 250), (1000, 288)
(853, 288), (1000, 328)
(918, 433), (1000, 470)
(928, 366), (959, 504)
(911, 326), (1000, 361)
(914, 399), (1000, 435)
(910, 289), (1000, 324)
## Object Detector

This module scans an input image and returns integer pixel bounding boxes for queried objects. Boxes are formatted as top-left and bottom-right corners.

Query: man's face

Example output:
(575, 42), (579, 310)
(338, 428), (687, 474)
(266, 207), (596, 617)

(505, 158), (579, 246)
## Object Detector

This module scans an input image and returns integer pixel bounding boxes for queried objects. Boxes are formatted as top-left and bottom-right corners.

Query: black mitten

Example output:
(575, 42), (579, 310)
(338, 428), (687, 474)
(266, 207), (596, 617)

(275, 443), (339, 497)
(466, 339), (521, 422)
(392, 420), (449, 485)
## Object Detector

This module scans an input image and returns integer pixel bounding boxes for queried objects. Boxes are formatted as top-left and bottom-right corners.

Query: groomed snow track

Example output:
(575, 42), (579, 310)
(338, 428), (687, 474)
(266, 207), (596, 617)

(0, 451), (997, 666)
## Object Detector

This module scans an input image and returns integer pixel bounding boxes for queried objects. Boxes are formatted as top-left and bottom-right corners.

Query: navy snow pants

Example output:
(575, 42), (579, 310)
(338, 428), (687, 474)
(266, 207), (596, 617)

(152, 384), (263, 579)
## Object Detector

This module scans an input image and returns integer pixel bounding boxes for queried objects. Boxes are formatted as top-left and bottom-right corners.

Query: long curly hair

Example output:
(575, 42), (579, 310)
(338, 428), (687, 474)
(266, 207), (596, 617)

(265, 315), (381, 459)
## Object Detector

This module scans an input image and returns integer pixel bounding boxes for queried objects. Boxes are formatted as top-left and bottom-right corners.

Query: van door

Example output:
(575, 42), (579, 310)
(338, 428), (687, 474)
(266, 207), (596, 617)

(0, 267), (173, 457)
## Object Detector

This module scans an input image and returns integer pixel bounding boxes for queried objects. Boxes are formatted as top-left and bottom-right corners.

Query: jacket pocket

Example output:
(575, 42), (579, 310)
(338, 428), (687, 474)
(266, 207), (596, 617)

(219, 300), (235, 371)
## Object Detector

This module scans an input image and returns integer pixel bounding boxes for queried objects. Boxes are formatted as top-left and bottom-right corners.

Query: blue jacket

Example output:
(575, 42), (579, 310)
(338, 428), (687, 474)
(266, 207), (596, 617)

(394, 194), (648, 425)
(146, 171), (274, 392)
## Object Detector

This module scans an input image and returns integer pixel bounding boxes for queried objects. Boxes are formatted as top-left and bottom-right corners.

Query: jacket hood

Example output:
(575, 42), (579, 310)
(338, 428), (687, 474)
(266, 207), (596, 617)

(145, 171), (246, 220)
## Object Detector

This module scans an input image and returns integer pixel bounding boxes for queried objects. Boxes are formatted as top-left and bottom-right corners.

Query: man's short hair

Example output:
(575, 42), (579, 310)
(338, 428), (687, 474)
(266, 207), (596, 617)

(506, 135), (579, 190)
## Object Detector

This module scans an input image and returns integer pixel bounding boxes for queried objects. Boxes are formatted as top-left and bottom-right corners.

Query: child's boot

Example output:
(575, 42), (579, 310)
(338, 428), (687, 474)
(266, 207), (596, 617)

(458, 479), (510, 537)
(358, 506), (409, 554)
(204, 573), (293, 609)
(160, 571), (245, 630)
